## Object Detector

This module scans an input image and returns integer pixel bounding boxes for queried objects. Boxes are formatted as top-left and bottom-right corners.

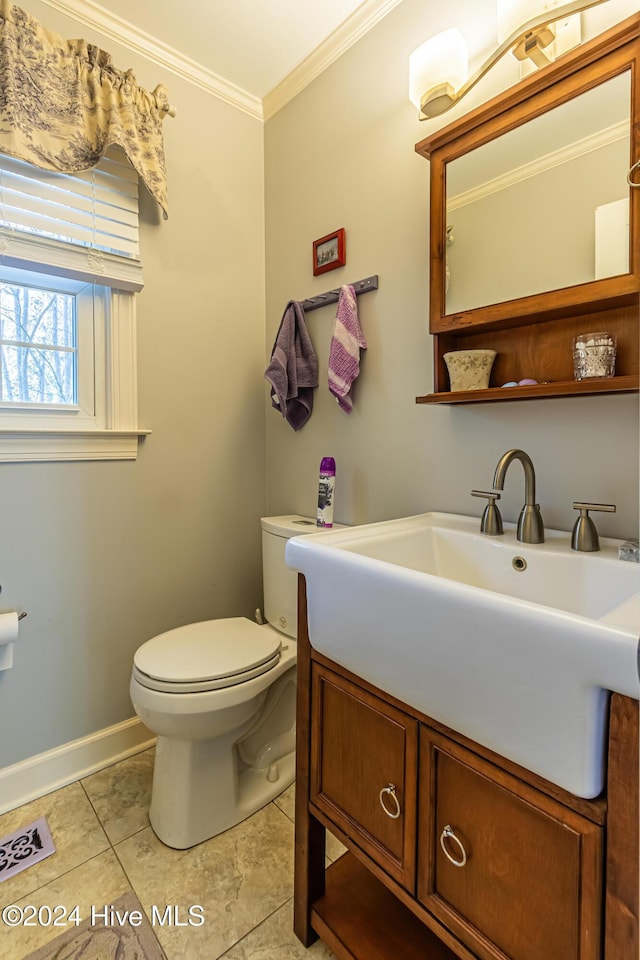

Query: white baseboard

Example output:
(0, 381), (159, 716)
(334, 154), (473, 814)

(0, 717), (156, 815)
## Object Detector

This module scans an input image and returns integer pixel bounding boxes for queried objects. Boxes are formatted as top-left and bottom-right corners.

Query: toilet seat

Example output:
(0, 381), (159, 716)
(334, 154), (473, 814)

(133, 617), (282, 694)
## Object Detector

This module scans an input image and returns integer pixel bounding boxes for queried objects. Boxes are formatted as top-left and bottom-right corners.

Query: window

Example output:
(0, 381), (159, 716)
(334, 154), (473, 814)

(1, 270), (84, 408)
(0, 148), (146, 462)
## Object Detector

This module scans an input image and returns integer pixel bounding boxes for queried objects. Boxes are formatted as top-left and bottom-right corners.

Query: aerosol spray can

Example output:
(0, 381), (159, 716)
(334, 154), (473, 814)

(317, 457), (336, 528)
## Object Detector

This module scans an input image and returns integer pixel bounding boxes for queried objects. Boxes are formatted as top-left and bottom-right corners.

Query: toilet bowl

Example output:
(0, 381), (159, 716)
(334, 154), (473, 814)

(129, 515), (318, 849)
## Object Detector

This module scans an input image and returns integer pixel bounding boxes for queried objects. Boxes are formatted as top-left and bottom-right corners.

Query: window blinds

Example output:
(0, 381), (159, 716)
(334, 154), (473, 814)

(0, 146), (143, 291)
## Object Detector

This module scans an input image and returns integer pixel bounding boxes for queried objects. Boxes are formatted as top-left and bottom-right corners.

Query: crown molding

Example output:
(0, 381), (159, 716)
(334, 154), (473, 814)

(263, 0), (404, 120)
(38, 0), (264, 120)
(39, 0), (402, 122)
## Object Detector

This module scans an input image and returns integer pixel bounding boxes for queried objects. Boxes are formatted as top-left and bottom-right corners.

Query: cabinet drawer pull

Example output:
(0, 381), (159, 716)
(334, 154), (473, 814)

(440, 824), (467, 867)
(379, 784), (401, 819)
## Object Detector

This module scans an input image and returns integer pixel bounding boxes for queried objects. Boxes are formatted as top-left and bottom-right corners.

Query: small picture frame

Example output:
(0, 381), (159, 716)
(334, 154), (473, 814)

(312, 228), (346, 276)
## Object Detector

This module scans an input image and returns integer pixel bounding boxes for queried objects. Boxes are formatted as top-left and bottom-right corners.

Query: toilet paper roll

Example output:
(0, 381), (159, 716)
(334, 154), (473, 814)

(0, 611), (19, 672)
(0, 611), (18, 646)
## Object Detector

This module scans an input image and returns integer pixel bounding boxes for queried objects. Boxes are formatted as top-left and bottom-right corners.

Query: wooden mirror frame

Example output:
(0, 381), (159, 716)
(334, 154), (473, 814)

(415, 14), (640, 404)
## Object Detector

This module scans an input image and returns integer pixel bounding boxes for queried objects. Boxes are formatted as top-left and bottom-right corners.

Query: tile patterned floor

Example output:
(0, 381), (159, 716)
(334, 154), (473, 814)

(0, 750), (341, 960)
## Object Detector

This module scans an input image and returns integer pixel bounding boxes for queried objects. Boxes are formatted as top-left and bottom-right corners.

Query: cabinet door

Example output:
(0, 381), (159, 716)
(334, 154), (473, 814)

(418, 728), (602, 960)
(311, 664), (417, 890)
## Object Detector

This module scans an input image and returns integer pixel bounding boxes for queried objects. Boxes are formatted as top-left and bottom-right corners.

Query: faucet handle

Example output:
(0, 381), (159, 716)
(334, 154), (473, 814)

(471, 489), (503, 536)
(471, 489), (501, 502)
(571, 502), (616, 552)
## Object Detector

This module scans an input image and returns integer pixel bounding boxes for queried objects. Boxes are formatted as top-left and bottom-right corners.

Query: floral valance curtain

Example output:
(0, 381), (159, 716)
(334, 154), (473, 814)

(0, 0), (170, 217)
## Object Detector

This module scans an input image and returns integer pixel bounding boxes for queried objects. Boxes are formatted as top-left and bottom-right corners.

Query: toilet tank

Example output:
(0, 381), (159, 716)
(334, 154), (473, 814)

(261, 515), (317, 639)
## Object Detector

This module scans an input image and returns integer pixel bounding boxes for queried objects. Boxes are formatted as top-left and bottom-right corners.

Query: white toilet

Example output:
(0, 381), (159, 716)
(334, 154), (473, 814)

(129, 514), (318, 849)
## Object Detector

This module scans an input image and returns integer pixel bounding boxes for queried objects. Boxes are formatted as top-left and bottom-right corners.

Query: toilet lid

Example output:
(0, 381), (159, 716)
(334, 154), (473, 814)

(133, 618), (282, 689)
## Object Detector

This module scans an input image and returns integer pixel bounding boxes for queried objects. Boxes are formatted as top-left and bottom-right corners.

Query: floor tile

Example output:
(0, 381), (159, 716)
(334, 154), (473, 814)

(0, 848), (131, 960)
(82, 749), (155, 844)
(274, 784), (346, 863)
(114, 803), (295, 960)
(273, 784), (294, 822)
(221, 899), (336, 959)
(0, 782), (109, 906)
(324, 833), (347, 864)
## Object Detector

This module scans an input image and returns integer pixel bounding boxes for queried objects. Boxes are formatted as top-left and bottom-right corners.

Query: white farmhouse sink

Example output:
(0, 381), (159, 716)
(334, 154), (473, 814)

(286, 512), (640, 798)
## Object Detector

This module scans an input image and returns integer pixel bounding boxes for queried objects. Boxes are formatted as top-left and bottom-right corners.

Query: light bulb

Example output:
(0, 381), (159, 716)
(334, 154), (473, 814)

(409, 29), (469, 112)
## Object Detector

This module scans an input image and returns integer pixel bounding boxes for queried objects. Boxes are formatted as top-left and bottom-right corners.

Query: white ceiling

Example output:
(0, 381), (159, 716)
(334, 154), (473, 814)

(39, 0), (636, 120)
(100, 0), (373, 99)
(40, 0), (407, 118)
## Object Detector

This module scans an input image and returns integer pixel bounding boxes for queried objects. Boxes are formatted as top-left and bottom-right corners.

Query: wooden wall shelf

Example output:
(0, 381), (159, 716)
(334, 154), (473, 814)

(417, 375), (639, 404)
(420, 302), (639, 402)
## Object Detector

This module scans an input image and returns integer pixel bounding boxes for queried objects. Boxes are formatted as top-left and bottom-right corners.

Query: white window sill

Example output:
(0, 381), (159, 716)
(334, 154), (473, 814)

(0, 428), (151, 462)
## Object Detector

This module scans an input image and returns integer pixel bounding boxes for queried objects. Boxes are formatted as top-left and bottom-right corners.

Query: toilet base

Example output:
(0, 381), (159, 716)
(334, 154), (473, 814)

(149, 733), (295, 848)
(146, 665), (297, 849)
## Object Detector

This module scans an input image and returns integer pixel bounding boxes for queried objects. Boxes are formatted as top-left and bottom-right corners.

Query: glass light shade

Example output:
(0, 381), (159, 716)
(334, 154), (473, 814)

(409, 29), (469, 110)
(496, 0), (564, 42)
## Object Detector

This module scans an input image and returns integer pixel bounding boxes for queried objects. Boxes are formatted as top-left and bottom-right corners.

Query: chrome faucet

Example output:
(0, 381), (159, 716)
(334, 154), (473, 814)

(492, 449), (544, 544)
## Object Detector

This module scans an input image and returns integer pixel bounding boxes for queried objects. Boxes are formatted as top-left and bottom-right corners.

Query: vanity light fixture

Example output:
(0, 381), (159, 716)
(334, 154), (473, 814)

(409, 0), (611, 119)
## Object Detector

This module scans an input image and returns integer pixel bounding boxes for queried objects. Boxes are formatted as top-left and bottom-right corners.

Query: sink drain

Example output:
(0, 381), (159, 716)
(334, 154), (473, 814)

(512, 556), (527, 571)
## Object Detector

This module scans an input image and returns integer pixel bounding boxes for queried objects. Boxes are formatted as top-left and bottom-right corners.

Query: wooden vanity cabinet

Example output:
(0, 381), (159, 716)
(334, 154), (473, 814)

(310, 664), (417, 890)
(418, 729), (602, 960)
(295, 580), (638, 960)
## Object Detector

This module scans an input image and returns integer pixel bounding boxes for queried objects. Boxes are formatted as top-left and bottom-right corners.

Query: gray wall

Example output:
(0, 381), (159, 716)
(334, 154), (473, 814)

(1, 0), (638, 772)
(0, 1), (267, 767)
(264, 0), (639, 538)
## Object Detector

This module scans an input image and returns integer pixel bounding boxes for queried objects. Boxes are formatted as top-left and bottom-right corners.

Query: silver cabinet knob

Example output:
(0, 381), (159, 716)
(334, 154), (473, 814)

(379, 783), (401, 819)
(439, 824), (468, 867)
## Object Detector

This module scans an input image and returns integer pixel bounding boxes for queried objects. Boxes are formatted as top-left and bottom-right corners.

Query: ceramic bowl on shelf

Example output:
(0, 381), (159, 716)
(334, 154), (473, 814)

(444, 349), (496, 391)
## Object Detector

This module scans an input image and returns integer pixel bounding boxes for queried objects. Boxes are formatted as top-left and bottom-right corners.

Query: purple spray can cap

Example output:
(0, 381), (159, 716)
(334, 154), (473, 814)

(320, 457), (335, 474)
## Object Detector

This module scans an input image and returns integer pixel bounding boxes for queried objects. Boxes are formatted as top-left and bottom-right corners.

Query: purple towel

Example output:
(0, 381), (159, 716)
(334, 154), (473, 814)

(264, 300), (318, 431)
(328, 285), (367, 412)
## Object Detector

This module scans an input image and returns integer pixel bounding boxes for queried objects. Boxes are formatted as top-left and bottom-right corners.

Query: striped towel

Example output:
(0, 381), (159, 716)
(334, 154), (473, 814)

(328, 285), (367, 412)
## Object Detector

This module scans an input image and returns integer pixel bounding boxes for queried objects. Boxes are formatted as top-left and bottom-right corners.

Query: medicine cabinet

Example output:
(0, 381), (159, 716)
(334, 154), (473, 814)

(415, 14), (640, 404)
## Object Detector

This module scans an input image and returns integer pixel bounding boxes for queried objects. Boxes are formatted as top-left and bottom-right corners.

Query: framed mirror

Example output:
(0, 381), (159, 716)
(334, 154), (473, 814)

(445, 71), (630, 314)
(417, 14), (640, 333)
(415, 14), (640, 403)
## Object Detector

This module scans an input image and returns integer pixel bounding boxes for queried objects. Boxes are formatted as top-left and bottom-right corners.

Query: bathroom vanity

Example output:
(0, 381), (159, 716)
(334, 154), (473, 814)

(293, 575), (639, 960)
